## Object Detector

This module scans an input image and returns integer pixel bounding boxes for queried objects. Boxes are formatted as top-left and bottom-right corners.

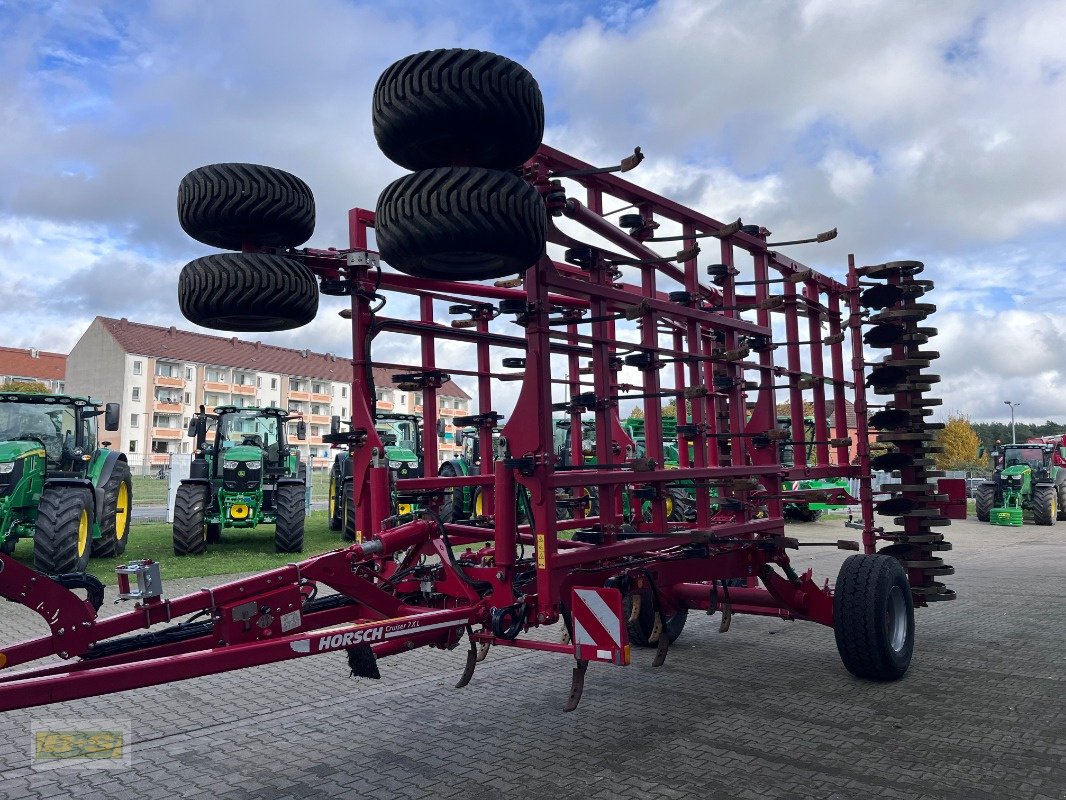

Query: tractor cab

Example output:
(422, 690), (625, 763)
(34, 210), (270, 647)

(996, 444), (1053, 479)
(376, 412), (423, 478)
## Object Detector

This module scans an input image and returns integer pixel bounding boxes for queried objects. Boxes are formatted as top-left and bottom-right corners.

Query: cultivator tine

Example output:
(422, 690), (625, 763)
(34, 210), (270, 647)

(652, 614), (671, 668)
(563, 660), (589, 712)
(455, 629), (478, 689)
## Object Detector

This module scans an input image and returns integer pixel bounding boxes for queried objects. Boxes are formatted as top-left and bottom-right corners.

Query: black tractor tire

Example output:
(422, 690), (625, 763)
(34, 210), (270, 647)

(0, 538), (15, 555)
(328, 468), (343, 532)
(833, 554), (914, 680)
(177, 162), (315, 250)
(34, 487), (93, 574)
(173, 483), (209, 556)
(623, 589), (688, 648)
(1057, 482), (1066, 521)
(92, 459), (132, 557)
(375, 167), (547, 281)
(974, 483), (994, 522)
(274, 484), (305, 553)
(1032, 485), (1057, 526)
(178, 252), (319, 332)
(342, 485), (356, 542)
(373, 48), (544, 171)
(437, 462), (464, 523)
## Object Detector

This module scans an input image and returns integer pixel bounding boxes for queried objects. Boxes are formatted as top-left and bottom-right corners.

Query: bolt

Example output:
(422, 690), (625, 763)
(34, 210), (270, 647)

(58, 652), (68, 659)
(496, 571), (505, 580)
(537, 613), (546, 623)
(56, 628), (64, 636)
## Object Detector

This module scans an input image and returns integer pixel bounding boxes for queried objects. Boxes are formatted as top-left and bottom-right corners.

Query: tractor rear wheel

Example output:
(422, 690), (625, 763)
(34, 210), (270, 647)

(173, 483), (209, 556)
(33, 487), (92, 574)
(178, 162), (315, 250)
(624, 588), (688, 648)
(274, 483), (305, 553)
(178, 252), (318, 332)
(375, 167), (547, 281)
(1056, 482), (1066, 522)
(373, 49), (543, 171)
(342, 480), (356, 542)
(92, 459), (132, 557)
(833, 554), (914, 680)
(438, 462), (463, 523)
(974, 483), (994, 522)
(328, 469), (343, 532)
(1032, 485), (1056, 526)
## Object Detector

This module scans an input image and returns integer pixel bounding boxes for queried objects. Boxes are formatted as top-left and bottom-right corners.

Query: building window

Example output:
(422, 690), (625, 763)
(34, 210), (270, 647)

(206, 368), (228, 383)
(184, 392), (191, 404)
(132, 360), (142, 375)
(151, 441), (171, 454)
(128, 440), (137, 452)
(312, 383), (323, 394)
(257, 376), (262, 388)
(271, 378), (278, 390)
(341, 386), (347, 398)
(130, 413), (139, 428)
(132, 387), (140, 401)
(341, 407), (347, 418)
(186, 367), (193, 380)
(398, 393), (406, 406)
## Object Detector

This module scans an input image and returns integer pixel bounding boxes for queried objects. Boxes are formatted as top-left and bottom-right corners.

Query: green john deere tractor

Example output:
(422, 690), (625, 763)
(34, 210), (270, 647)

(0, 393), (130, 573)
(974, 443), (1064, 526)
(328, 413), (424, 540)
(173, 405), (307, 555)
(777, 416), (851, 522)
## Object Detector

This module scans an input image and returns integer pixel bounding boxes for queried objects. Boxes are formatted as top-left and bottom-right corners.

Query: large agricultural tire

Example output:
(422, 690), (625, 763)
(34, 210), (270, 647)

(173, 483), (209, 556)
(833, 554), (914, 681)
(178, 162), (315, 250)
(373, 48), (544, 171)
(33, 487), (92, 574)
(1032, 485), (1056, 526)
(327, 468), (343, 532)
(375, 167), (547, 281)
(437, 462), (463, 523)
(274, 484), (305, 553)
(92, 459), (132, 557)
(342, 485), (356, 542)
(974, 483), (994, 522)
(178, 252), (319, 332)
(623, 589), (688, 648)
(1057, 482), (1066, 522)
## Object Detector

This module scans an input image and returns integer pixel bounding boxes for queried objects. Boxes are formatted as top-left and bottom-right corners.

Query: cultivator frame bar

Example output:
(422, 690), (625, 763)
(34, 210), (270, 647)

(0, 144), (950, 712)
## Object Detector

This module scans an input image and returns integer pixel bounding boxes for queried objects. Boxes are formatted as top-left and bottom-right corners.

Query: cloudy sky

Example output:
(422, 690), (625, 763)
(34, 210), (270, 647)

(2, 0), (1064, 423)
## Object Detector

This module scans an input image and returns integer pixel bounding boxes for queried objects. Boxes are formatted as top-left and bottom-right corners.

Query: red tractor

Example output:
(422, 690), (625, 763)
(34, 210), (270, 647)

(0, 49), (951, 713)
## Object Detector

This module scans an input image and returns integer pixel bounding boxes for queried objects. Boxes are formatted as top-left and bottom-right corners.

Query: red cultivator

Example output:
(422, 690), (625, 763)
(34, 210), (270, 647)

(0, 49), (953, 713)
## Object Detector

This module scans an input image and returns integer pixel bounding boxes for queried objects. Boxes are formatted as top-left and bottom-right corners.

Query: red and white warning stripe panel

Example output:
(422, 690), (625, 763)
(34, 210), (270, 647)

(570, 587), (630, 665)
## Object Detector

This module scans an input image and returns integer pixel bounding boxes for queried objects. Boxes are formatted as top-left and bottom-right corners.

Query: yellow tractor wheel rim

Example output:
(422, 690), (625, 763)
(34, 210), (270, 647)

(77, 508), (89, 557)
(328, 475), (337, 519)
(665, 496), (674, 519)
(474, 490), (483, 517)
(115, 482), (129, 541)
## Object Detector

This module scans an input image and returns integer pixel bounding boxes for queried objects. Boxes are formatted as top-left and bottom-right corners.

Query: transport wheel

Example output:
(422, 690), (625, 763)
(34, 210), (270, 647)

(1032, 485), (1056, 526)
(178, 252), (319, 332)
(328, 468), (343, 532)
(173, 483), (209, 556)
(274, 484), (305, 553)
(624, 588), (688, 648)
(375, 167), (547, 281)
(833, 554), (914, 680)
(373, 48), (544, 171)
(178, 162), (315, 250)
(973, 483), (994, 522)
(33, 487), (92, 574)
(92, 459), (132, 557)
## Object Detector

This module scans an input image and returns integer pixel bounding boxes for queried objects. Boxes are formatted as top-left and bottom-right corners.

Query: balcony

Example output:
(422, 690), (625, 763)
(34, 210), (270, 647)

(154, 402), (183, 414)
(309, 414), (331, 425)
(288, 390), (310, 402)
(310, 392), (332, 403)
(152, 428), (183, 440)
(232, 384), (256, 396)
(376, 401), (394, 411)
(154, 375), (184, 389)
(203, 381), (231, 393)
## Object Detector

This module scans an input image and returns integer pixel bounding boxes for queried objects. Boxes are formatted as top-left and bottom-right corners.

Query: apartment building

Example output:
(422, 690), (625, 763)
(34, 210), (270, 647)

(65, 317), (470, 471)
(0, 346), (66, 393)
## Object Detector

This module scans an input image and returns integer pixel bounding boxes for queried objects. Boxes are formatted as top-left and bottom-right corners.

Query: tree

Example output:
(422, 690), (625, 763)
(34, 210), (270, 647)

(627, 406), (644, 420)
(661, 400), (677, 418)
(934, 414), (986, 471)
(0, 380), (50, 394)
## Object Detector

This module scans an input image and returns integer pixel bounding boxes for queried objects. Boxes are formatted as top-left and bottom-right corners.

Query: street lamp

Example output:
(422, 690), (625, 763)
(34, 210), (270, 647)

(1003, 400), (1020, 443)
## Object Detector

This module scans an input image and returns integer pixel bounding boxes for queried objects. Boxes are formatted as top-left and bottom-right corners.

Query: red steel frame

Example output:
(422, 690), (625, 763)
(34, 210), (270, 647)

(0, 145), (925, 712)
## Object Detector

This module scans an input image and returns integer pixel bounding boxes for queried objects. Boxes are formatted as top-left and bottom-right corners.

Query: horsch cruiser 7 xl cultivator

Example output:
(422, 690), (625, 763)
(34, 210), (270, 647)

(0, 49), (953, 713)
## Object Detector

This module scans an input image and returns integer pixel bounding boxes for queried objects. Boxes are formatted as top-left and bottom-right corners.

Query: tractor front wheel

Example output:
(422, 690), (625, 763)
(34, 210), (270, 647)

(92, 460), (132, 558)
(974, 483), (994, 522)
(328, 469), (342, 532)
(274, 484), (305, 553)
(34, 487), (92, 574)
(1033, 485), (1057, 526)
(833, 554), (914, 680)
(173, 484), (209, 556)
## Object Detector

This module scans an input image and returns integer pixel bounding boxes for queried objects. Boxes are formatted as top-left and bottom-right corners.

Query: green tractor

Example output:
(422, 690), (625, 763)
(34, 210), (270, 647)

(0, 393), (130, 573)
(777, 416), (851, 522)
(328, 412), (424, 539)
(438, 425), (498, 522)
(974, 443), (1064, 526)
(173, 405), (307, 555)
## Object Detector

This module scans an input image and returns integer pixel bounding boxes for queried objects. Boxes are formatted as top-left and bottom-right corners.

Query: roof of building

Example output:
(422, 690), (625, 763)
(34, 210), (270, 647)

(824, 399), (858, 429)
(0, 346), (66, 382)
(97, 317), (469, 399)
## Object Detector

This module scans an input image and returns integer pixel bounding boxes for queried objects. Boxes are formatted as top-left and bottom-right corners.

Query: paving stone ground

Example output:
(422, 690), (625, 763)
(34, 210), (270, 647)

(0, 515), (1062, 799)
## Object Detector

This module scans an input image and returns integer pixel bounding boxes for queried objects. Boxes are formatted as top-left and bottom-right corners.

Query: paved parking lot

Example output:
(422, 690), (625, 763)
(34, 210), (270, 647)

(0, 515), (1062, 799)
